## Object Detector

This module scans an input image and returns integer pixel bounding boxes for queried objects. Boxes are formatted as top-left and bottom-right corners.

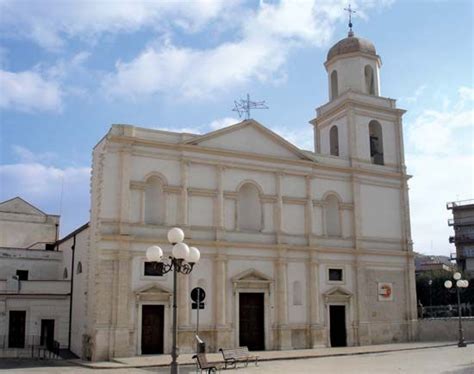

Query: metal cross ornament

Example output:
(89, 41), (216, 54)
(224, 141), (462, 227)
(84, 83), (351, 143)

(344, 4), (356, 36)
(232, 93), (268, 120)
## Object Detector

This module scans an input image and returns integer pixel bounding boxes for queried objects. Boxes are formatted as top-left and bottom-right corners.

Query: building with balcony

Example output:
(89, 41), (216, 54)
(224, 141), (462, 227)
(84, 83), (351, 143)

(447, 199), (474, 276)
(0, 197), (70, 357)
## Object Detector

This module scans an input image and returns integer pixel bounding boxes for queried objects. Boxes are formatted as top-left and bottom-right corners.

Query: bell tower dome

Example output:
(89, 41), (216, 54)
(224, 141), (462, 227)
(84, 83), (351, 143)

(325, 33), (381, 100)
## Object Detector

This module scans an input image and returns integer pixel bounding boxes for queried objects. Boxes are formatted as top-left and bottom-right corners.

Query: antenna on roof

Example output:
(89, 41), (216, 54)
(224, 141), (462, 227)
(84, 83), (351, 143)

(344, 4), (356, 37)
(232, 94), (268, 120)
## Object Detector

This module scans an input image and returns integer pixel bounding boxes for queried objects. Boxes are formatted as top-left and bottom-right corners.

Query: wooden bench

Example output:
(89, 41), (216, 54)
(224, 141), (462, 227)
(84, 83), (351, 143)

(192, 353), (222, 373)
(219, 347), (259, 369)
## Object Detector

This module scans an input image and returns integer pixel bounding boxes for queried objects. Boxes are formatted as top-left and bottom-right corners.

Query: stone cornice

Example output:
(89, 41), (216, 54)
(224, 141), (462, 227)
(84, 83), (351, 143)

(109, 134), (407, 181)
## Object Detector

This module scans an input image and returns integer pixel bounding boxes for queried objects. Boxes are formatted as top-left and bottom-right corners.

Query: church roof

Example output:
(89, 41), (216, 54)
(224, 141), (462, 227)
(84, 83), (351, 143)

(327, 35), (376, 62)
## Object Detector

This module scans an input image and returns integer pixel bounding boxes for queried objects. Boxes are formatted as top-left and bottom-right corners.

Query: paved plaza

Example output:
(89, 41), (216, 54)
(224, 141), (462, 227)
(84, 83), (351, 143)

(0, 343), (473, 373)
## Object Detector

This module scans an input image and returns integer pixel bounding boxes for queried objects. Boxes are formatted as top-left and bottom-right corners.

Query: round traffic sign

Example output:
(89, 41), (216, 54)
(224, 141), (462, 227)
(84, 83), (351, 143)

(191, 287), (206, 302)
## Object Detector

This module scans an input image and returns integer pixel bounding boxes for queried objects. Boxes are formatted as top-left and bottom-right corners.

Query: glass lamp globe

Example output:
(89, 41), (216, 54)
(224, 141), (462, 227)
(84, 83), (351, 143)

(456, 280), (463, 288)
(168, 227), (185, 244)
(444, 280), (452, 289)
(172, 242), (190, 260)
(453, 272), (461, 280)
(462, 280), (469, 288)
(146, 245), (163, 262)
(187, 246), (201, 264)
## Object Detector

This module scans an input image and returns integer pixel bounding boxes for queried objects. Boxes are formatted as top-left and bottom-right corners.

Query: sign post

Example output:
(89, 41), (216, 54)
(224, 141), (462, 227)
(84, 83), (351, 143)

(191, 287), (206, 349)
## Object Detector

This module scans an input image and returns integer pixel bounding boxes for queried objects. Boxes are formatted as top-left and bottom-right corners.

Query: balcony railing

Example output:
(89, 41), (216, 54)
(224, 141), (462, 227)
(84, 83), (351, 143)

(0, 335), (61, 359)
(419, 304), (474, 319)
(0, 280), (70, 295)
(448, 216), (474, 226)
(447, 199), (474, 209)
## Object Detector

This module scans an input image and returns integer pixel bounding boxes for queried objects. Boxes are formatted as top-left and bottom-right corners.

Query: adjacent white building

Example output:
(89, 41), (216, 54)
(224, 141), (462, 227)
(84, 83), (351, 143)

(0, 197), (69, 356)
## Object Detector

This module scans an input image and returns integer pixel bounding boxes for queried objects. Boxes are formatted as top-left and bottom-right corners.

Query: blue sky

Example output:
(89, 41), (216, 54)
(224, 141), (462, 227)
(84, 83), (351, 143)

(0, 0), (472, 256)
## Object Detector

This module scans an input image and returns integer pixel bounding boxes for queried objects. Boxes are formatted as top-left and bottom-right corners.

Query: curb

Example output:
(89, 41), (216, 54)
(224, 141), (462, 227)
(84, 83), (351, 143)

(68, 342), (471, 370)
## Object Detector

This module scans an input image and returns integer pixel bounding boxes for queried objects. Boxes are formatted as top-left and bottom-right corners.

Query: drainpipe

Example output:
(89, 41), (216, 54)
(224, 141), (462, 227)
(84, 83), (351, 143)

(68, 235), (76, 350)
(55, 223), (59, 244)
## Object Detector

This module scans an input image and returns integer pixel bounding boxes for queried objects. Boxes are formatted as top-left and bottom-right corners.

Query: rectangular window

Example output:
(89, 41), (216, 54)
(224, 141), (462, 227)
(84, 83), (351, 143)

(16, 270), (28, 281)
(144, 262), (164, 277)
(328, 268), (343, 282)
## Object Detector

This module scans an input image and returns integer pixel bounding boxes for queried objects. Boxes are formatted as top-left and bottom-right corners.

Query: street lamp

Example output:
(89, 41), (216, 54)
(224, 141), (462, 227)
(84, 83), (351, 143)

(146, 227), (201, 374)
(444, 272), (470, 348)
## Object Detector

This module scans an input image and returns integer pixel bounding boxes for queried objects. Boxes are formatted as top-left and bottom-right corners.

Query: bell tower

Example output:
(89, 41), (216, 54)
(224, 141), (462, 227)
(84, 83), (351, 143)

(311, 29), (406, 173)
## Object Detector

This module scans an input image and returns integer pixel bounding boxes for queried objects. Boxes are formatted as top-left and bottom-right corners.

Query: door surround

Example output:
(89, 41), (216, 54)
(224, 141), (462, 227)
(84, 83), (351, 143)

(232, 268), (273, 350)
(134, 284), (172, 355)
(323, 286), (353, 347)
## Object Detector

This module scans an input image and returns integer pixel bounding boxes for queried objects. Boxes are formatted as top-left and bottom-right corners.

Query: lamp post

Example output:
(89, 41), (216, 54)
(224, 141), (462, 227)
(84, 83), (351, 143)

(444, 272), (469, 348)
(146, 228), (200, 374)
(428, 279), (433, 309)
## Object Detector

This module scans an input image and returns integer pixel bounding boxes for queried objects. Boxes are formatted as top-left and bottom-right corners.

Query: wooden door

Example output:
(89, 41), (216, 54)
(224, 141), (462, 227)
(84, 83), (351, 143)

(8, 311), (26, 348)
(141, 305), (164, 354)
(239, 293), (264, 351)
(329, 305), (347, 347)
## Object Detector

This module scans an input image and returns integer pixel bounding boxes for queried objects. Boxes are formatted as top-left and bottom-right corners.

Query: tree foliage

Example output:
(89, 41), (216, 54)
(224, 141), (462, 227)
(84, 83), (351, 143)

(416, 270), (474, 307)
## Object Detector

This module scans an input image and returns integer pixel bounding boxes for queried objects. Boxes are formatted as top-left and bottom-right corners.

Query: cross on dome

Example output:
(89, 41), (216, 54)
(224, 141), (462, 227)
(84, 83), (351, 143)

(344, 4), (356, 37)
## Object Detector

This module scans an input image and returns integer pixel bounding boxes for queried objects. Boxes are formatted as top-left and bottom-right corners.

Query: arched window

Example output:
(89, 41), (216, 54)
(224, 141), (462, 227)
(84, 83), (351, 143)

(63, 267), (68, 279)
(325, 194), (341, 237)
(368, 120), (384, 165)
(144, 176), (164, 224)
(77, 261), (83, 274)
(329, 125), (339, 156)
(237, 183), (262, 231)
(364, 65), (375, 95)
(293, 281), (303, 306)
(331, 70), (339, 100)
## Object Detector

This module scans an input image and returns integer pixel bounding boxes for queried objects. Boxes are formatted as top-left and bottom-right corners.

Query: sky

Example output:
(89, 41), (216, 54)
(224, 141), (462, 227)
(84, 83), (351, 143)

(0, 0), (472, 257)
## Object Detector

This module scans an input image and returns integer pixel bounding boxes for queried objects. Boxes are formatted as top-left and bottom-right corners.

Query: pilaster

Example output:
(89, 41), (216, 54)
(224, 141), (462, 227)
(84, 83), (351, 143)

(118, 147), (131, 235)
(275, 251), (291, 349)
(178, 272), (190, 327)
(308, 251), (325, 347)
(275, 173), (283, 243)
(180, 160), (189, 226)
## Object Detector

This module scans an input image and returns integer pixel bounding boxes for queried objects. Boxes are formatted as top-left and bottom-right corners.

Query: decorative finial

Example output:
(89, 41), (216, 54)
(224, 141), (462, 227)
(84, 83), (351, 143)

(344, 4), (356, 37)
(232, 94), (269, 120)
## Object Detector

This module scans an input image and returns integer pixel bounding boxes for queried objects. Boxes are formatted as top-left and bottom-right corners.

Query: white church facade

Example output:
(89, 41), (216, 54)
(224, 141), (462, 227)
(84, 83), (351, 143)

(78, 32), (417, 361)
(0, 31), (418, 361)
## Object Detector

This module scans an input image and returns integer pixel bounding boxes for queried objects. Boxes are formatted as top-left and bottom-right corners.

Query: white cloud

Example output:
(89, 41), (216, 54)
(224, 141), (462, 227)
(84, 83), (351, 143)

(399, 84), (426, 104)
(0, 52), (92, 113)
(0, 160), (91, 235)
(102, 0), (391, 100)
(0, 69), (62, 112)
(11, 145), (57, 164)
(0, 0), (234, 50)
(208, 117), (240, 130)
(406, 86), (474, 256)
(407, 85), (474, 155)
(103, 35), (287, 100)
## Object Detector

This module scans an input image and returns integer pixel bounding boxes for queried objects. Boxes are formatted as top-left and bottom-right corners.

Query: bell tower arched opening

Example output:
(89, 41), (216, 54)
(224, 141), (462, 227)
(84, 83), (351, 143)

(369, 120), (384, 165)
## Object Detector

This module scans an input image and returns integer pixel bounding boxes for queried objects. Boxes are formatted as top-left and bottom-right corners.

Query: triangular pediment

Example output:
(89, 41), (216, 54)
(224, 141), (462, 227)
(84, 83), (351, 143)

(135, 283), (172, 295)
(323, 286), (353, 302)
(0, 197), (47, 216)
(185, 120), (312, 161)
(232, 268), (273, 283)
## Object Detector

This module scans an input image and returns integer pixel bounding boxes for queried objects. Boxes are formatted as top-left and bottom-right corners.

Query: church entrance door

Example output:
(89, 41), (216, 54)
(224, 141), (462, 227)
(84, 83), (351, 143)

(239, 292), (264, 351)
(141, 305), (164, 354)
(329, 305), (347, 347)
